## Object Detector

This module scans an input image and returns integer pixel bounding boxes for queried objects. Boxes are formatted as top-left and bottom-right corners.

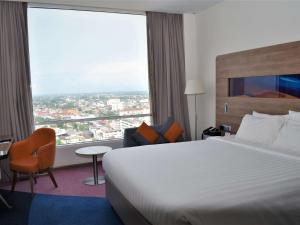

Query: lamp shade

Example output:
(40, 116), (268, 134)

(184, 79), (205, 95)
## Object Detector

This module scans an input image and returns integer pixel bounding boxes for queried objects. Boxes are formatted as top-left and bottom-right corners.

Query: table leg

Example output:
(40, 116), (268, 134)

(84, 155), (105, 186)
(93, 155), (98, 185)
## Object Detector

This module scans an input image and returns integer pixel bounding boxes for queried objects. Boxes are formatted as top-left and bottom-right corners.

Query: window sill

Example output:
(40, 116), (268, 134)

(56, 138), (123, 150)
(54, 139), (123, 168)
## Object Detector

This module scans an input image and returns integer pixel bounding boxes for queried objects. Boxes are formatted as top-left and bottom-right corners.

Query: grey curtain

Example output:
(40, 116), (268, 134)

(0, 1), (34, 142)
(146, 12), (191, 140)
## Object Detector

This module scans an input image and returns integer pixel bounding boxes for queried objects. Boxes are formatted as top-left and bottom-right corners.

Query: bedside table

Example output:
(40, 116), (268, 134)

(202, 127), (222, 140)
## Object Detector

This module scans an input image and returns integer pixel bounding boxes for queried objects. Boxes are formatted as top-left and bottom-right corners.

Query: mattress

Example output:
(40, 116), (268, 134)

(102, 137), (300, 225)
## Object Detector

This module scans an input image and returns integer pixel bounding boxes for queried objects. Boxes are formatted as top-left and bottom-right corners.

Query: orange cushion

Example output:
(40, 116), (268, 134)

(136, 122), (159, 144)
(164, 122), (183, 143)
(10, 156), (39, 173)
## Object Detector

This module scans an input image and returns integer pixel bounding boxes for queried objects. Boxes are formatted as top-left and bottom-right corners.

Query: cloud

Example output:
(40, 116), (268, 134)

(84, 60), (149, 87)
(87, 60), (147, 77)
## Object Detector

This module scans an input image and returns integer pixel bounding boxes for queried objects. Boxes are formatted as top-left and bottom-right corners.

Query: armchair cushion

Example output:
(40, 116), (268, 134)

(9, 139), (33, 161)
(10, 156), (38, 173)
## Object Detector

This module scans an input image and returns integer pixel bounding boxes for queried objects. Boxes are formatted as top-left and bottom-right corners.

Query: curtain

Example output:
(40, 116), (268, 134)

(0, 1), (34, 141)
(146, 12), (191, 140)
(0, 1), (33, 182)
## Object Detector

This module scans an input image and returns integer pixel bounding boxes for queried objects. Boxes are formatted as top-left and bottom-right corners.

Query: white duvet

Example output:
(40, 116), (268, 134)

(103, 137), (300, 225)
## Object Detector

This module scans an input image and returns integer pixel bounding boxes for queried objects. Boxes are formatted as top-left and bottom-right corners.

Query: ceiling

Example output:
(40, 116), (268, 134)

(11, 0), (222, 13)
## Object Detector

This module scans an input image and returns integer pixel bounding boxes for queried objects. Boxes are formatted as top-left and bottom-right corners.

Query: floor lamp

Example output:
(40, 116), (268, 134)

(185, 80), (205, 140)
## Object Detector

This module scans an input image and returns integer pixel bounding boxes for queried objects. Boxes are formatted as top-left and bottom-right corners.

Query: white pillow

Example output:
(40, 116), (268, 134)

(236, 114), (285, 146)
(289, 110), (300, 121)
(253, 111), (288, 120)
(272, 119), (300, 151)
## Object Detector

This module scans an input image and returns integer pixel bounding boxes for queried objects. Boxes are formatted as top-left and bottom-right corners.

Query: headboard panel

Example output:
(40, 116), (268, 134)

(216, 41), (300, 133)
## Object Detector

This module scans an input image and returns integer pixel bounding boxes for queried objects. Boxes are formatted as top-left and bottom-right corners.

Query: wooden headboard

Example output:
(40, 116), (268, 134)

(216, 41), (300, 133)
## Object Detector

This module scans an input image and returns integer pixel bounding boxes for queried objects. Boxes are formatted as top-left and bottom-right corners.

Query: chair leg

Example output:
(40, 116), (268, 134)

(29, 173), (34, 194)
(11, 171), (17, 192)
(34, 173), (37, 184)
(48, 168), (58, 188)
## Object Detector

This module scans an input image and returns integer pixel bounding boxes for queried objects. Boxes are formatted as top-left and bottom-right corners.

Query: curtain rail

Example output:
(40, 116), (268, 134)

(28, 3), (145, 16)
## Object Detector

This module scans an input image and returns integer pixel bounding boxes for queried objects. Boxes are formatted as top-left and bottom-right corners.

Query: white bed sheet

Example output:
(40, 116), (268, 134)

(103, 137), (300, 225)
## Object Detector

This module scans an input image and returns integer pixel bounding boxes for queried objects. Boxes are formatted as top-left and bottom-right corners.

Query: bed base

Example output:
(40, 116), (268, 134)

(105, 175), (152, 225)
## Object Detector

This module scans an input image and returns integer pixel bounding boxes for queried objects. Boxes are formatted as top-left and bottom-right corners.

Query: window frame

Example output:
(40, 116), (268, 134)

(28, 4), (152, 146)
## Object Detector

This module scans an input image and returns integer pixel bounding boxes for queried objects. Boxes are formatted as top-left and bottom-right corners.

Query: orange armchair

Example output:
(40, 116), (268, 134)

(9, 128), (58, 193)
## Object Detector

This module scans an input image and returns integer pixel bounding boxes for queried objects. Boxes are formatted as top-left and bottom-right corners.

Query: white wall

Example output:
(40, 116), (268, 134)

(193, 1), (300, 134)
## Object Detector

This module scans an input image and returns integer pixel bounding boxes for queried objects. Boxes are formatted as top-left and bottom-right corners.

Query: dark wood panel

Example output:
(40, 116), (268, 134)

(216, 41), (300, 133)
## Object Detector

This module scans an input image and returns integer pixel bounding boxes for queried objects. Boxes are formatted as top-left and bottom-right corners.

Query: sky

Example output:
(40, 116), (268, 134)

(28, 8), (149, 96)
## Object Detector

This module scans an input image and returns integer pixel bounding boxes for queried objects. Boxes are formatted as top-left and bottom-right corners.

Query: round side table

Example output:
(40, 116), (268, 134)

(75, 146), (111, 186)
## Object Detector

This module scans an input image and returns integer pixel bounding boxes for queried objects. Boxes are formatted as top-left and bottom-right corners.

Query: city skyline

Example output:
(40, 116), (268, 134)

(33, 92), (151, 144)
(32, 90), (149, 97)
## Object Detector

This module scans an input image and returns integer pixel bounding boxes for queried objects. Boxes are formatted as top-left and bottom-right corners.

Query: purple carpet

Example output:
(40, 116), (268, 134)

(1, 163), (106, 197)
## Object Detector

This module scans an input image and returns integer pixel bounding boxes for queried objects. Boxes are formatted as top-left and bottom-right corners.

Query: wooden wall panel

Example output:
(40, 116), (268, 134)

(216, 41), (300, 133)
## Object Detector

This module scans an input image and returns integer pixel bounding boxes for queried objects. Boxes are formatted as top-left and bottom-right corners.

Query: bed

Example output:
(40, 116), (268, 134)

(103, 41), (300, 225)
(103, 136), (300, 225)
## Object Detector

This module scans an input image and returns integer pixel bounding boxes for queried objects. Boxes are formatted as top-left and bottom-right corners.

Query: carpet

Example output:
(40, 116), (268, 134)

(1, 163), (106, 197)
(0, 190), (123, 225)
(0, 190), (34, 225)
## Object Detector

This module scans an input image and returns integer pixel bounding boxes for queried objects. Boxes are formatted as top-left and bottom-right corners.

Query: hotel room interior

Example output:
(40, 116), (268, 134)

(1, 0), (300, 225)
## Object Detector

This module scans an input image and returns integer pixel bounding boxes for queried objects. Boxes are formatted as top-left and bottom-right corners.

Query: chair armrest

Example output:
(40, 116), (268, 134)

(9, 139), (31, 160)
(37, 141), (56, 170)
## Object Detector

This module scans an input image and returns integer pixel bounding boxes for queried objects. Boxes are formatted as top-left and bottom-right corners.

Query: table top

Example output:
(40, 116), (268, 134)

(0, 141), (11, 160)
(76, 146), (112, 156)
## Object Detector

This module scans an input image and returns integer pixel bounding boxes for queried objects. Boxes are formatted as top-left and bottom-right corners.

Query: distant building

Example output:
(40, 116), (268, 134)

(110, 120), (121, 130)
(119, 108), (150, 116)
(81, 130), (94, 139)
(140, 99), (149, 104)
(92, 127), (122, 140)
(33, 93), (150, 144)
(107, 99), (123, 111)
(120, 120), (135, 130)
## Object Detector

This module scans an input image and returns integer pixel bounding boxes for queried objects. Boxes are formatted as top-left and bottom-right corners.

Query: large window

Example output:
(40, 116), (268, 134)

(28, 8), (151, 145)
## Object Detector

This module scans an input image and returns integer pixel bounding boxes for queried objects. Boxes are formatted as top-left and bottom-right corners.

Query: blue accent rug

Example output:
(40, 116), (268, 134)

(0, 190), (34, 225)
(0, 190), (123, 225)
